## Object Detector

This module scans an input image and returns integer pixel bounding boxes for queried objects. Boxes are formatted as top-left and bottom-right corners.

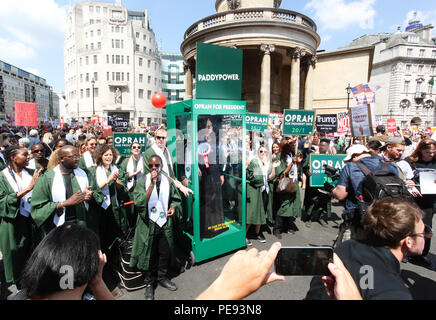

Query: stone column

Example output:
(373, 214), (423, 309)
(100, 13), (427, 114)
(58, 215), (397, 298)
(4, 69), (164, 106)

(288, 48), (305, 110)
(304, 55), (316, 110)
(260, 44), (275, 115)
(184, 60), (193, 100)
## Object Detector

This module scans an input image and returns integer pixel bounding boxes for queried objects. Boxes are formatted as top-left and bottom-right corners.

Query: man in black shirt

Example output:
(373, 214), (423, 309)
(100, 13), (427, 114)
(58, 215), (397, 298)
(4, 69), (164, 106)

(306, 199), (431, 300)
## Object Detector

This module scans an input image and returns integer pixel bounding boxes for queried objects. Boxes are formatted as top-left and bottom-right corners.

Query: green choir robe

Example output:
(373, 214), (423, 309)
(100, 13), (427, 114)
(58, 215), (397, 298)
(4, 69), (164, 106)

(129, 174), (182, 271)
(143, 147), (176, 179)
(30, 168), (100, 245)
(87, 166), (131, 247)
(246, 159), (272, 225)
(273, 153), (302, 218)
(0, 169), (34, 284)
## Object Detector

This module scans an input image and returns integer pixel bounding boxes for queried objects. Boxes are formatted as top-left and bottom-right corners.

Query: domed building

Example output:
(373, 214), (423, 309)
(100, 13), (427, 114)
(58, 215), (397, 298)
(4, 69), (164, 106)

(181, 0), (321, 114)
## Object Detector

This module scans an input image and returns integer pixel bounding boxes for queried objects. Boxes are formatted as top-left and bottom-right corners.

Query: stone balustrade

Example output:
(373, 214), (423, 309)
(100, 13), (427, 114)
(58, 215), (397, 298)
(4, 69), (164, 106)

(184, 7), (316, 40)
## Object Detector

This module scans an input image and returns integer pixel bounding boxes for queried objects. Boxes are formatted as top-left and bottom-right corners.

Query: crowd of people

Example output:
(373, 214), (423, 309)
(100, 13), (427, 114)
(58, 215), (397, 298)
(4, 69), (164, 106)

(0, 120), (434, 301)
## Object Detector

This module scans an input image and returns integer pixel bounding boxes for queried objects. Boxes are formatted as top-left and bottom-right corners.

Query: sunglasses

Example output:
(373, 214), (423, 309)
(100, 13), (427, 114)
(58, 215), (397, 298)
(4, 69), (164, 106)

(409, 225), (433, 239)
(131, 146), (141, 150)
(155, 136), (166, 140)
(259, 150), (267, 154)
(148, 163), (161, 169)
(32, 149), (45, 154)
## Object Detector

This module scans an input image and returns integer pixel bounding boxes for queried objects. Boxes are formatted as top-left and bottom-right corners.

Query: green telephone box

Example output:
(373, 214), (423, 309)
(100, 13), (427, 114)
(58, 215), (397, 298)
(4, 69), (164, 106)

(166, 99), (247, 264)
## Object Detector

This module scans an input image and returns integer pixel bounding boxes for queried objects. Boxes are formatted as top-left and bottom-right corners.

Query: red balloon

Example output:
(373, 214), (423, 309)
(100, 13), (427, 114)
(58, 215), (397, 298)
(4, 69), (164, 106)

(152, 93), (167, 109)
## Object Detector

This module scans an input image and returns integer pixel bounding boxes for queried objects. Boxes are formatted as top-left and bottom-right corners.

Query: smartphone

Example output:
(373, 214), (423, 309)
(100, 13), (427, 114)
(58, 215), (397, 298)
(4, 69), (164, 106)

(274, 246), (333, 276)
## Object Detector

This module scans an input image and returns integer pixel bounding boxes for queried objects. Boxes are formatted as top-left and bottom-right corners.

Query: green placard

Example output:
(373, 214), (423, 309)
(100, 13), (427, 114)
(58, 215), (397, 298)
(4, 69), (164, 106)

(283, 110), (316, 136)
(113, 133), (147, 156)
(245, 113), (269, 132)
(196, 43), (243, 100)
(309, 154), (346, 187)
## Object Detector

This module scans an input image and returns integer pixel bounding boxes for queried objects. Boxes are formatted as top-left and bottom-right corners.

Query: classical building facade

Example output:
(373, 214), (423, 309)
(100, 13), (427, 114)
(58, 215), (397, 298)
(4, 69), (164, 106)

(64, 1), (163, 126)
(0, 60), (59, 123)
(341, 13), (436, 127)
(181, 0), (320, 114)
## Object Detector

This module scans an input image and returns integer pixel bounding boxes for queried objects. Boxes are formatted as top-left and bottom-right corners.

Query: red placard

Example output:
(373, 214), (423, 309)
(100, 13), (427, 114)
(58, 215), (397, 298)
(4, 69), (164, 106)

(14, 101), (37, 127)
(387, 119), (397, 133)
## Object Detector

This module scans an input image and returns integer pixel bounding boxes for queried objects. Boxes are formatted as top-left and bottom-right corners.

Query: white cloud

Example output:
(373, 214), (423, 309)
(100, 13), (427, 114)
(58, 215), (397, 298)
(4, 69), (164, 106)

(0, 38), (36, 61)
(305, 0), (377, 31)
(0, 0), (68, 50)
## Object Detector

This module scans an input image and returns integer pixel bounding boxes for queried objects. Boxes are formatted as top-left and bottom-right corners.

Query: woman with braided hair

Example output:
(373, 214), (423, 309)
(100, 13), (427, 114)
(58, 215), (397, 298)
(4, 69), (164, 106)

(0, 145), (42, 286)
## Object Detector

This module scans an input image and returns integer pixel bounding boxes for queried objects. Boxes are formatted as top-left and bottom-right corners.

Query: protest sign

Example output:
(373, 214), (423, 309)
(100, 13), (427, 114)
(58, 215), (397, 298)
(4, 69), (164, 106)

(316, 114), (337, 133)
(283, 110), (315, 136)
(108, 112), (129, 132)
(14, 101), (37, 127)
(113, 133), (147, 155)
(269, 113), (283, 130)
(387, 119), (397, 133)
(337, 112), (351, 134)
(309, 154), (347, 187)
(245, 113), (269, 132)
(349, 104), (373, 137)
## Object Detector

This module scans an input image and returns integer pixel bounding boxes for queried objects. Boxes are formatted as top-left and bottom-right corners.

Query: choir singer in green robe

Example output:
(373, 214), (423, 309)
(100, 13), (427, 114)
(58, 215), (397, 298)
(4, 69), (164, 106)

(0, 146), (41, 285)
(30, 146), (97, 245)
(129, 155), (182, 300)
(246, 146), (280, 246)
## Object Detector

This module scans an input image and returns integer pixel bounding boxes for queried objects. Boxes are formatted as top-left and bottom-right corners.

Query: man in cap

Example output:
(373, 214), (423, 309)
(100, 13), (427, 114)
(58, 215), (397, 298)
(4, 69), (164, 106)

(331, 144), (399, 241)
(382, 136), (405, 162)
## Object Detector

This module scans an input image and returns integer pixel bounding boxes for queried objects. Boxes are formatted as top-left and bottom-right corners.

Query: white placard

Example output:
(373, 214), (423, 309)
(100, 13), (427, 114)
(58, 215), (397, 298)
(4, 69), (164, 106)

(419, 171), (436, 195)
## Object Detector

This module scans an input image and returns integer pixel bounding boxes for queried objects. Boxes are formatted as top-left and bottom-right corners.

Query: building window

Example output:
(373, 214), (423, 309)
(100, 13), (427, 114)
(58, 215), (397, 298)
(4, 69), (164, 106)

(86, 73), (89, 82)
(406, 64), (411, 74)
(419, 49), (425, 57)
(418, 65), (423, 74)
(407, 49), (413, 56)
(86, 88), (90, 98)
(139, 74), (143, 83)
(139, 58), (143, 66)
(416, 81), (422, 94)
(93, 87), (99, 98)
(138, 89), (144, 98)
(136, 32), (140, 38)
(404, 81), (410, 93)
(80, 89), (84, 98)
(107, 72), (110, 81)
(93, 72), (98, 81)
(432, 51), (436, 58)
(147, 90), (151, 99)
(85, 56), (89, 65)
(135, 44), (139, 51)
(127, 56), (130, 64)
(93, 55), (98, 64)
(431, 66), (436, 75)
(98, 42), (101, 49)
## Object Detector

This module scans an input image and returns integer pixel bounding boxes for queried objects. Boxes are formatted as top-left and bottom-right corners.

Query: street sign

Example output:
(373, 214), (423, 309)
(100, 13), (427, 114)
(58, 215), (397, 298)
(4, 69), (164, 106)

(283, 110), (315, 136)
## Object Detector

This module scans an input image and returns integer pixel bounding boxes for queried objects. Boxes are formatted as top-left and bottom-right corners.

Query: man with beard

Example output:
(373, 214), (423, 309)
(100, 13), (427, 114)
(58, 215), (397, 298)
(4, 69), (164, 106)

(30, 145), (97, 245)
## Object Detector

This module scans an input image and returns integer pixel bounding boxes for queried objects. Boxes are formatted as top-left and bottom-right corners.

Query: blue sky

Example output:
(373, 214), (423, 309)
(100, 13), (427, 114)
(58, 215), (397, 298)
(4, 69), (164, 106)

(0, 0), (435, 94)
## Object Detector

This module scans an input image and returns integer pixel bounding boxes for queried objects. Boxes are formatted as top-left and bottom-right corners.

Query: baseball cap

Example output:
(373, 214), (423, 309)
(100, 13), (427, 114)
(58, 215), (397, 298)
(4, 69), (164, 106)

(344, 144), (370, 162)
(385, 136), (404, 146)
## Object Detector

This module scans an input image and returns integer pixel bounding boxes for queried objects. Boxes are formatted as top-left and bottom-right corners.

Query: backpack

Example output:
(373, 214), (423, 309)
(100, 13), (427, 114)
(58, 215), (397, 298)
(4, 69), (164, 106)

(356, 161), (412, 206)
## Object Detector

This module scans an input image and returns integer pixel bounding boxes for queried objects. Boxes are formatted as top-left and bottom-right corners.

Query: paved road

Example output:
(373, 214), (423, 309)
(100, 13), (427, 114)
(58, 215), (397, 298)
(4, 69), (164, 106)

(118, 200), (436, 301)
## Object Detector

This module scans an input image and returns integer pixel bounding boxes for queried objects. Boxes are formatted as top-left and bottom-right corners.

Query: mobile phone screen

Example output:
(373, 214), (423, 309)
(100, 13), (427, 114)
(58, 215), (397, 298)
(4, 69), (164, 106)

(274, 247), (333, 276)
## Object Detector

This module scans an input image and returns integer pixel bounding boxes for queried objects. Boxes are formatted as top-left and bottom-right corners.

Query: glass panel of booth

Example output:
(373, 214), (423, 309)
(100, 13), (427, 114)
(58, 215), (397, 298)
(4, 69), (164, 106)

(196, 114), (244, 239)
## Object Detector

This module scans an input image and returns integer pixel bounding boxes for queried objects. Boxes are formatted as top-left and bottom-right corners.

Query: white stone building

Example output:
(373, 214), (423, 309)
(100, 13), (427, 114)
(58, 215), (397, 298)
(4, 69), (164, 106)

(342, 13), (436, 128)
(64, 1), (163, 127)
